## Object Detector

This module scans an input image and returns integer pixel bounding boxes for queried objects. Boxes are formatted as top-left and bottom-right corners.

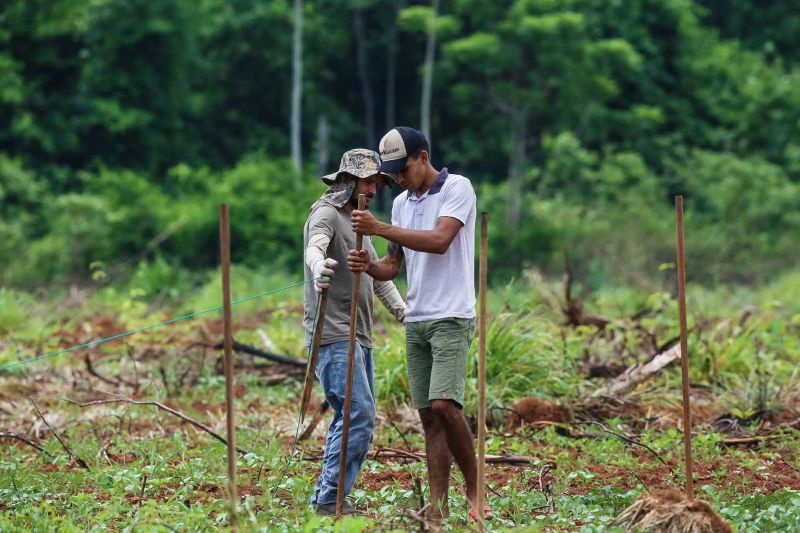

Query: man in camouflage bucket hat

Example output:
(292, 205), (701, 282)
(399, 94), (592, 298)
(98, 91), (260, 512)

(303, 148), (406, 515)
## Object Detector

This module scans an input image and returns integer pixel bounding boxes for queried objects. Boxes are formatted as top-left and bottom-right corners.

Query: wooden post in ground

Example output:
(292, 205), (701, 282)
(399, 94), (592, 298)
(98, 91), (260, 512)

(300, 290), (329, 423)
(477, 212), (489, 532)
(219, 204), (239, 527)
(336, 194), (367, 519)
(675, 196), (695, 500)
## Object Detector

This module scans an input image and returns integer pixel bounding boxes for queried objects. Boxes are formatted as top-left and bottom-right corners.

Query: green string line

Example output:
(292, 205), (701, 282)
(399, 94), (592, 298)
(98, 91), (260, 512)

(0, 277), (320, 373)
(271, 290), (323, 494)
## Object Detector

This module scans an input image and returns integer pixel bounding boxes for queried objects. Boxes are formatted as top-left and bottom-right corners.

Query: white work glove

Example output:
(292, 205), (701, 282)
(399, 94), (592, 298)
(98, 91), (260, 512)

(375, 279), (406, 323)
(312, 258), (338, 292)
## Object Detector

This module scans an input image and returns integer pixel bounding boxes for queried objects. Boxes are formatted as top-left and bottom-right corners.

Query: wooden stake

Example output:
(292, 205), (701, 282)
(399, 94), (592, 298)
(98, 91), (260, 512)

(336, 194), (367, 519)
(300, 290), (329, 422)
(219, 204), (238, 527)
(477, 212), (489, 532)
(675, 196), (694, 500)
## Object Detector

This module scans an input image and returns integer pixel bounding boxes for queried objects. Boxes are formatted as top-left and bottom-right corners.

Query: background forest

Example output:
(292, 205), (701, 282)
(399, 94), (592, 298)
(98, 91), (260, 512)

(2, 2), (800, 531)
(1, 0), (799, 290)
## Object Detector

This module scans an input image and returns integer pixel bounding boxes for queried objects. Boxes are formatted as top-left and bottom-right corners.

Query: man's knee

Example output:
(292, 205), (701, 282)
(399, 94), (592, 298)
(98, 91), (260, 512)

(430, 399), (459, 420)
(418, 407), (436, 430)
(351, 400), (376, 430)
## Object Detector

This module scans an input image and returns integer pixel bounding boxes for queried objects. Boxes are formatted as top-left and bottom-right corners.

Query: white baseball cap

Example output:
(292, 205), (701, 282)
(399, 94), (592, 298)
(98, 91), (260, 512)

(378, 127), (429, 173)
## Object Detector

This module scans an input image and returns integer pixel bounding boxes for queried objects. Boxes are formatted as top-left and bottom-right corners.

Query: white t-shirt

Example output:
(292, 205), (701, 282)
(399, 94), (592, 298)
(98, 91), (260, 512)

(391, 168), (476, 322)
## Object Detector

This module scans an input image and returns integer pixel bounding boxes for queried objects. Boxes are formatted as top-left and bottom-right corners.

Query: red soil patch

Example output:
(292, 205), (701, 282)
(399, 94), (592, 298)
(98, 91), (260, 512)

(246, 397), (263, 410)
(557, 454), (800, 496)
(202, 318), (258, 337)
(765, 408), (800, 426)
(505, 397), (573, 433)
(41, 462), (79, 473)
(197, 483), (221, 494)
(123, 480), (261, 507)
(91, 491), (113, 502)
(190, 400), (224, 414)
(356, 464), (540, 495)
(358, 469), (415, 491)
(52, 316), (126, 345)
(486, 464), (529, 488)
(238, 485), (263, 497)
(107, 452), (137, 464)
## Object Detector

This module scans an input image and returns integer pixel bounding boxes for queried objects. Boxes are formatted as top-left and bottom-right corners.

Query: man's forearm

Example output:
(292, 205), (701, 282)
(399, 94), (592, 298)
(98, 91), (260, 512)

(305, 233), (330, 270)
(365, 256), (400, 281)
(374, 280), (405, 322)
(373, 221), (451, 254)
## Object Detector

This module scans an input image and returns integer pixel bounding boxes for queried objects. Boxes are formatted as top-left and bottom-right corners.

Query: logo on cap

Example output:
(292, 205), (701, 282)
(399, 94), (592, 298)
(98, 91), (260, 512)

(378, 127), (428, 174)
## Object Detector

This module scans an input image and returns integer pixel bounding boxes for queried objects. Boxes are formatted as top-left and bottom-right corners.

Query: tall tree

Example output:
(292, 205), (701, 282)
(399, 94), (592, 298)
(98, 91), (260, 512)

(698, 0), (800, 64)
(0, 0), (87, 181)
(398, 3), (458, 143)
(291, 0), (303, 171)
(79, 0), (199, 174)
(316, 114), (330, 177)
(354, 6), (376, 148)
(420, 0), (439, 142)
(441, 0), (641, 228)
(192, 0), (299, 168)
(384, 0), (406, 132)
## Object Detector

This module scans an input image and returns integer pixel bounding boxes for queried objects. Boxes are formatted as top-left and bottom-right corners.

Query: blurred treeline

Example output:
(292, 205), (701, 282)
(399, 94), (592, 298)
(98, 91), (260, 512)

(1, 0), (798, 289)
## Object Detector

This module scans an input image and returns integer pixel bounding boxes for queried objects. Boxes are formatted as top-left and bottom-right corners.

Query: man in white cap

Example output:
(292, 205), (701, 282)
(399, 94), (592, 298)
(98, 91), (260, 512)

(347, 128), (489, 523)
(303, 148), (406, 515)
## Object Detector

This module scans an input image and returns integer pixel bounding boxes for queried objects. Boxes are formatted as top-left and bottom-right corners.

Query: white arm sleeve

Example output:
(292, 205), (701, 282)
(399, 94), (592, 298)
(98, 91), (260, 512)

(305, 232), (331, 272)
(374, 279), (406, 323)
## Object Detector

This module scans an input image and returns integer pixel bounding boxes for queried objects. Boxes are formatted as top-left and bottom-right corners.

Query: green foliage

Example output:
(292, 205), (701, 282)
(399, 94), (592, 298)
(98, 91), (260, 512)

(699, 0), (800, 64)
(126, 255), (192, 301)
(1, 272), (799, 530)
(705, 486), (800, 532)
(373, 318), (409, 407)
(0, 0), (799, 286)
(0, 288), (35, 337)
(25, 193), (117, 285)
(468, 307), (580, 410)
(398, 5), (460, 37)
(678, 151), (800, 282)
(166, 155), (315, 271)
(0, 155), (323, 287)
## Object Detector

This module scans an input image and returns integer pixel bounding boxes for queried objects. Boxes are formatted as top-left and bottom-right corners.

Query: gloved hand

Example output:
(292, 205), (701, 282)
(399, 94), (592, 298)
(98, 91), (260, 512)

(312, 258), (338, 292)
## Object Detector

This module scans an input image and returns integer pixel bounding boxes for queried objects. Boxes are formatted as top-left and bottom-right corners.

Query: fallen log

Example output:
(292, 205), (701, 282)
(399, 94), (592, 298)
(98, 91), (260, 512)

(213, 340), (307, 367)
(721, 435), (783, 446)
(592, 343), (681, 397)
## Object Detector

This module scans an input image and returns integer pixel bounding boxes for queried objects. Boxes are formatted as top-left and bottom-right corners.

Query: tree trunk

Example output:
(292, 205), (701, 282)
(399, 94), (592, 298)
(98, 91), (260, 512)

(384, 0), (405, 133)
(355, 8), (376, 149)
(316, 114), (330, 177)
(420, 0), (439, 144)
(291, 0), (303, 173)
(507, 110), (527, 230)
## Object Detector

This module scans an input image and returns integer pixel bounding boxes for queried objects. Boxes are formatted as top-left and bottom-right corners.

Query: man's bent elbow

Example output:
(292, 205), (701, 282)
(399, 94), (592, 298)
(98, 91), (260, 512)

(430, 238), (452, 255)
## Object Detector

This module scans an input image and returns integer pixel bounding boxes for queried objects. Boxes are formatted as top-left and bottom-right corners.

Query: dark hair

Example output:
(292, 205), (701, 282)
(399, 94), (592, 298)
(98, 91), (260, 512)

(408, 140), (430, 161)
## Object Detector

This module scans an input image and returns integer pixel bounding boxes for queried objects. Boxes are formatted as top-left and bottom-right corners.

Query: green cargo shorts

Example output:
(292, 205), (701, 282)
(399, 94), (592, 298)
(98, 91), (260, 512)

(405, 317), (476, 410)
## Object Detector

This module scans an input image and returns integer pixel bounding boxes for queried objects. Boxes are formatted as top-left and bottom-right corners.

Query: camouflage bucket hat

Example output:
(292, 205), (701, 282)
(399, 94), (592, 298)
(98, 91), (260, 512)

(321, 148), (395, 185)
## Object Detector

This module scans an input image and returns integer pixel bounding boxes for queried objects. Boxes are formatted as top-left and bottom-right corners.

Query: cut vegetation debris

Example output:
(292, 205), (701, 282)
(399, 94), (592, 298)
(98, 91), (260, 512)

(1, 270), (799, 530)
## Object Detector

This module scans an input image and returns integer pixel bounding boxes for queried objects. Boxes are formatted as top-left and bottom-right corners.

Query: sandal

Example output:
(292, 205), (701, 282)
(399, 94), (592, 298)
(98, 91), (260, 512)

(469, 504), (493, 522)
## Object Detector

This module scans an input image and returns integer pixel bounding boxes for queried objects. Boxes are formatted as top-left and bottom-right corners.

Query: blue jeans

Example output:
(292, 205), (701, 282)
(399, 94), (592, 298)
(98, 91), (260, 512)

(310, 341), (376, 506)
